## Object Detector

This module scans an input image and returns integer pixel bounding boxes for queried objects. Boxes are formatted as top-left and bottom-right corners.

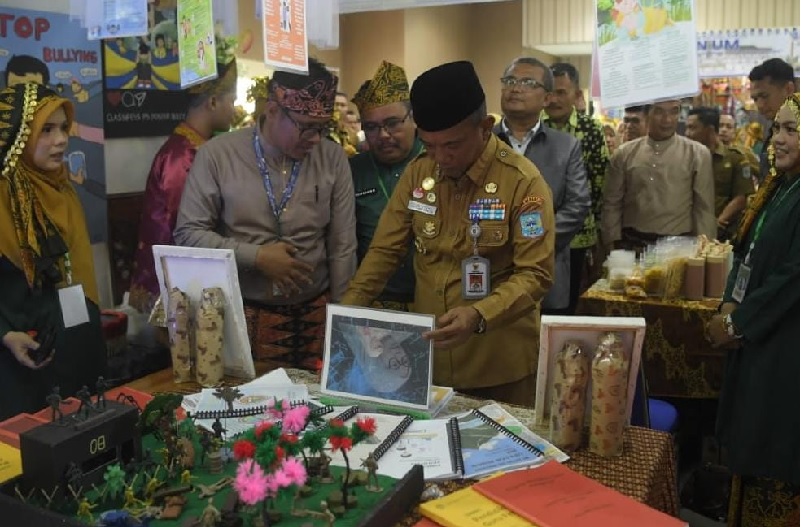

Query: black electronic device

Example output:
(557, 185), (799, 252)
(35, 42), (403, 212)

(19, 400), (141, 492)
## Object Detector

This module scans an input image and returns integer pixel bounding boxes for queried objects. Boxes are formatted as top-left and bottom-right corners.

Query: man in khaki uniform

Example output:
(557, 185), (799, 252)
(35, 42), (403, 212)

(686, 107), (754, 241)
(719, 113), (760, 186)
(341, 61), (555, 407)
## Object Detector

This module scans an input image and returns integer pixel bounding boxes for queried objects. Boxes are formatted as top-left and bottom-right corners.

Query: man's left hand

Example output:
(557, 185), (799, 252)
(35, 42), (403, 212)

(423, 307), (481, 349)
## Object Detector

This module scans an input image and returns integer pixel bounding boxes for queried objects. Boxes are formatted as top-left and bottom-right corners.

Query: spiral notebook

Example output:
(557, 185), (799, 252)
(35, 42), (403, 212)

(375, 417), (463, 481)
(456, 409), (544, 479)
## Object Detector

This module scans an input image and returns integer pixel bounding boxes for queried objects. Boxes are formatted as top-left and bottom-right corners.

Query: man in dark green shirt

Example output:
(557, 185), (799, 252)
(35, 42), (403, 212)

(350, 61), (423, 309)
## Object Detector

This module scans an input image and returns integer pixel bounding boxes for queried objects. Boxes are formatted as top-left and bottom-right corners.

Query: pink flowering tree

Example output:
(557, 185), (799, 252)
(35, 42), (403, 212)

(232, 399), (311, 525)
(232, 399), (378, 522)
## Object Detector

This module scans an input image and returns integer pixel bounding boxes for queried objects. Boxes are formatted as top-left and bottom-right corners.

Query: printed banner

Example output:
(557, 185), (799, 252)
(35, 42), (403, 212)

(86, 0), (149, 41)
(593, 0), (699, 108)
(0, 7), (107, 243)
(262, 0), (308, 73)
(102, 0), (191, 137)
(177, 0), (217, 88)
(698, 28), (800, 78)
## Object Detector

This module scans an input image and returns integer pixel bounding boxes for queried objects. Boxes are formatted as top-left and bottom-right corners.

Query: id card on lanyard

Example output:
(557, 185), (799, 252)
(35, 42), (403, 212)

(253, 128), (302, 296)
(58, 252), (90, 328)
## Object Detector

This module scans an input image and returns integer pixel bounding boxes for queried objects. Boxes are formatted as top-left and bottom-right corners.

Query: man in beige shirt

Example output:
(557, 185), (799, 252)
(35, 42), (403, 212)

(174, 58), (357, 370)
(601, 100), (716, 252)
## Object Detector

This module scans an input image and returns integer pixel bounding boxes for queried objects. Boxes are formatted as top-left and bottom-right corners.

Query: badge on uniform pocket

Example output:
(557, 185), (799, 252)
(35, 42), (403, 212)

(520, 212), (544, 239)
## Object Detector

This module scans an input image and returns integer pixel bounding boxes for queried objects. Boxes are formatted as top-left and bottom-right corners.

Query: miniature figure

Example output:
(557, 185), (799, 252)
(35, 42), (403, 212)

(76, 385), (94, 418)
(46, 386), (63, 422)
(96, 376), (111, 408)
(361, 456), (382, 492)
(207, 450), (224, 474)
(144, 468), (164, 500)
(197, 477), (233, 499)
(200, 498), (221, 527)
(211, 418), (227, 441)
(76, 497), (97, 522)
(180, 469), (195, 486)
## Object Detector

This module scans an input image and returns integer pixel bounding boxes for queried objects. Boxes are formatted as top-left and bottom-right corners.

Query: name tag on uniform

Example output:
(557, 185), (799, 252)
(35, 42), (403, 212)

(58, 284), (90, 328)
(408, 200), (437, 215)
(355, 188), (377, 198)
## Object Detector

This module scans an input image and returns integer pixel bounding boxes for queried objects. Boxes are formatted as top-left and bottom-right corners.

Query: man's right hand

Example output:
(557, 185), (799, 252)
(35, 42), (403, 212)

(255, 242), (314, 295)
(2, 331), (51, 369)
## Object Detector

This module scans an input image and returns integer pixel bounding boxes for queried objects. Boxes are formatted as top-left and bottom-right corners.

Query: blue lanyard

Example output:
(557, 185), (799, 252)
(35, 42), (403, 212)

(253, 128), (301, 236)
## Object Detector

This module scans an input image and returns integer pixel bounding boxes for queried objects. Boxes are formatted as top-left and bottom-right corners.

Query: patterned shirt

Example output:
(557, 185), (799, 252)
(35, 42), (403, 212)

(542, 109), (610, 248)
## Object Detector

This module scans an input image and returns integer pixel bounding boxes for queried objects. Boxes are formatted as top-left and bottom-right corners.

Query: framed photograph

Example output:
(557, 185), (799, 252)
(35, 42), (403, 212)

(152, 245), (255, 380)
(321, 304), (435, 410)
(534, 315), (646, 431)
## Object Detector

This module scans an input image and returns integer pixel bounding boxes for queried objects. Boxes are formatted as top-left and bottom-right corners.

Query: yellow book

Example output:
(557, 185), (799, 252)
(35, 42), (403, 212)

(0, 441), (21, 484)
(419, 484), (538, 527)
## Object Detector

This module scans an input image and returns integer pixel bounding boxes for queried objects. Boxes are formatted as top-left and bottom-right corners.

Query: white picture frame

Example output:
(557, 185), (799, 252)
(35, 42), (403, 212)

(534, 315), (646, 430)
(321, 304), (435, 410)
(152, 245), (255, 380)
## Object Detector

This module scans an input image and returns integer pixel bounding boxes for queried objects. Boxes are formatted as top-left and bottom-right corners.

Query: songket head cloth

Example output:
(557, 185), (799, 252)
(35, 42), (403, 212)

(351, 60), (410, 114)
(268, 58), (338, 118)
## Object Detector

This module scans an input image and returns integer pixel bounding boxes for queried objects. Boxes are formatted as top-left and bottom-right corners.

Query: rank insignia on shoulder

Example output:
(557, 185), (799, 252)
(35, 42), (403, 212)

(521, 195), (545, 212)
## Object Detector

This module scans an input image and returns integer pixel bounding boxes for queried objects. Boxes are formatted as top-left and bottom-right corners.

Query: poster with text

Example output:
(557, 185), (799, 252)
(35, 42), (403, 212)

(177, 0), (217, 88)
(698, 28), (800, 78)
(0, 7), (107, 243)
(594, 0), (699, 108)
(85, 0), (149, 41)
(102, 0), (191, 137)
(262, 0), (308, 73)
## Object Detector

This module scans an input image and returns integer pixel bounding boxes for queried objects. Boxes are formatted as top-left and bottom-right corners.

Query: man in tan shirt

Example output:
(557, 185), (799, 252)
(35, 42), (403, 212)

(601, 100), (716, 252)
(174, 58), (356, 370)
(341, 61), (555, 407)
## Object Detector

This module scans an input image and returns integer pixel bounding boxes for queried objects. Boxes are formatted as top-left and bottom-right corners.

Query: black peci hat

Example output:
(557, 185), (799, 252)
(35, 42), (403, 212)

(410, 61), (485, 132)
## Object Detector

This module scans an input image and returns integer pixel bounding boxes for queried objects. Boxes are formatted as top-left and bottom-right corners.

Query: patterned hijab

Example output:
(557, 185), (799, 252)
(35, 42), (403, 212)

(0, 83), (98, 303)
(734, 93), (799, 251)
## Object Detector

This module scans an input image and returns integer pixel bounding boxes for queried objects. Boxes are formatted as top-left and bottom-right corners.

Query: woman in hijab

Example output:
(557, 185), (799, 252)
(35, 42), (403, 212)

(0, 83), (106, 420)
(706, 93), (799, 527)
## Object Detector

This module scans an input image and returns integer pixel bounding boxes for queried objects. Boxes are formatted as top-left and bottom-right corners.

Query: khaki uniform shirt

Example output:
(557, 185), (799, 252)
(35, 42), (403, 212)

(174, 127), (357, 304)
(341, 136), (555, 389)
(602, 134), (716, 244)
(712, 142), (755, 216)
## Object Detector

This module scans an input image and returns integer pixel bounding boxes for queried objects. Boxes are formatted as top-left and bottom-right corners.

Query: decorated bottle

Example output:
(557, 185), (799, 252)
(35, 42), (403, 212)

(589, 332), (629, 457)
(167, 288), (194, 383)
(195, 287), (226, 387)
(549, 341), (589, 452)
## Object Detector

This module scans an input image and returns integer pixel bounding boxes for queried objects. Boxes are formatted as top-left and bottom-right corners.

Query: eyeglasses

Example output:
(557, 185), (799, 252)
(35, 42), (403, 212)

(362, 111), (412, 136)
(500, 76), (546, 91)
(280, 105), (330, 140)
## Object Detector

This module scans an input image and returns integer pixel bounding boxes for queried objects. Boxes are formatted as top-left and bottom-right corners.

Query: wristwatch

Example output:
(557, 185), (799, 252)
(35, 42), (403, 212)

(475, 314), (487, 334)
(723, 314), (742, 339)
